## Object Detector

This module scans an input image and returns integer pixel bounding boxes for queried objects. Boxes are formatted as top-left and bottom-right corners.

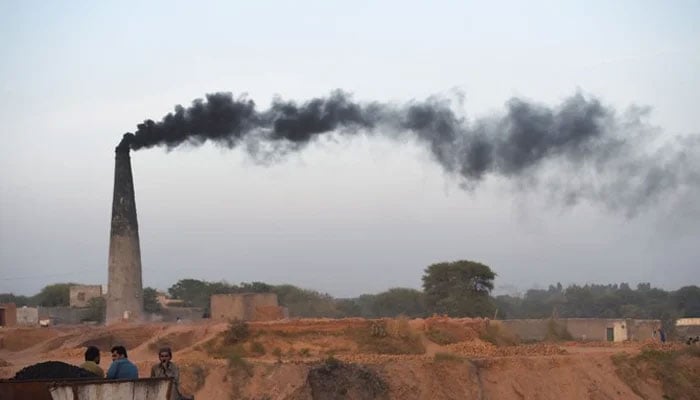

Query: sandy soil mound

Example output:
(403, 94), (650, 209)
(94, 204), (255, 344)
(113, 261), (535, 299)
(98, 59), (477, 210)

(78, 324), (163, 351)
(0, 328), (59, 351)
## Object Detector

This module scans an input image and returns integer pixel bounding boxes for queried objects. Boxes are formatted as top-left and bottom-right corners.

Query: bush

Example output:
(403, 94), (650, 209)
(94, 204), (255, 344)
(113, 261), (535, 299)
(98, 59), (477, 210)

(226, 349), (253, 377)
(272, 347), (283, 361)
(250, 341), (266, 356)
(224, 319), (250, 345)
(370, 321), (388, 338)
(83, 297), (106, 323)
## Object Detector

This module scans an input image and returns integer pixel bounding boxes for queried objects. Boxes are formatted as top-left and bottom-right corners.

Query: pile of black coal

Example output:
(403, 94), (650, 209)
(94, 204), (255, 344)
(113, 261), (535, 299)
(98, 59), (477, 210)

(307, 357), (388, 400)
(12, 361), (99, 380)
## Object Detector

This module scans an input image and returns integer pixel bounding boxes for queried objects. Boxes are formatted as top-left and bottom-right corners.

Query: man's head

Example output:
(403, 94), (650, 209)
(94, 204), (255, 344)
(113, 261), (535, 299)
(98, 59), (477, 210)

(85, 346), (100, 364)
(158, 347), (172, 364)
(111, 345), (128, 360)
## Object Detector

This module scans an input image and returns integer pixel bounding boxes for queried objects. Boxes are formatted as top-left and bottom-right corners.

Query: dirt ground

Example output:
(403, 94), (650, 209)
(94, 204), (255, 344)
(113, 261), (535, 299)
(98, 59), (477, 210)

(1, 318), (697, 399)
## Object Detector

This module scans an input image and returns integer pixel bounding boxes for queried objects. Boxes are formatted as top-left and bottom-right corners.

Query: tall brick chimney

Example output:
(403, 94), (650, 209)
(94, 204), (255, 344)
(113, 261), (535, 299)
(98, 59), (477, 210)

(106, 146), (144, 324)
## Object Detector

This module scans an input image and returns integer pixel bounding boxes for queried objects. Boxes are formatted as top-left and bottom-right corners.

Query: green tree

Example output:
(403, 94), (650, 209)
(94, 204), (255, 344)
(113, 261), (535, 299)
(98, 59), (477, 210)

(492, 282), (681, 320)
(369, 288), (427, 317)
(272, 284), (341, 317)
(168, 279), (210, 307)
(168, 279), (223, 308)
(84, 296), (106, 323)
(493, 294), (522, 319)
(671, 286), (700, 317)
(422, 260), (496, 317)
(240, 281), (273, 293)
(143, 287), (162, 314)
(0, 293), (33, 306)
(33, 283), (75, 307)
(335, 298), (363, 317)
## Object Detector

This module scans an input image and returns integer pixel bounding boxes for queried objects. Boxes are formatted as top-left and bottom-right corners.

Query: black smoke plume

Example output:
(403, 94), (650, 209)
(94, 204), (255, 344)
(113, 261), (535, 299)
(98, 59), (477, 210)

(118, 90), (699, 214)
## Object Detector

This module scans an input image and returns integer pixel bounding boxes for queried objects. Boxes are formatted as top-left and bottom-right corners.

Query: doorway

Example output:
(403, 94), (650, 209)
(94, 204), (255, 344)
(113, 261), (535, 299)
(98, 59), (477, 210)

(606, 327), (614, 341)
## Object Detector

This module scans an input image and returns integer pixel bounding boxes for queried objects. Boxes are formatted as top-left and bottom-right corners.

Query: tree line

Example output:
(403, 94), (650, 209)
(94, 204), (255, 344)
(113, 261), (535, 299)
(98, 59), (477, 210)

(2, 260), (698, 321)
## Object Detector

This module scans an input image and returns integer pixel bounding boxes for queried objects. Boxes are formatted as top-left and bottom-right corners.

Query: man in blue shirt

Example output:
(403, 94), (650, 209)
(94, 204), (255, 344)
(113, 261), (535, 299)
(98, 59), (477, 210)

(106, 345), (139, 379)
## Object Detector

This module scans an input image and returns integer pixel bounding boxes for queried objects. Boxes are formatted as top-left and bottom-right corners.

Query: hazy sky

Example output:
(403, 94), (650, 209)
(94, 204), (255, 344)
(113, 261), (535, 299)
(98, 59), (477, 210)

(1, 0), (699, 297)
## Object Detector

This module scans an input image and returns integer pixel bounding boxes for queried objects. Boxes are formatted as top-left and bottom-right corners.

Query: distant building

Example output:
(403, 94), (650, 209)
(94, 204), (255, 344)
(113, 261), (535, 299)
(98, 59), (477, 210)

(0, 303), (18, 327)
(496, 318), (659, 342)
(156, 292), (185, 308)
(676, 317), (700, 337)
(149, 292), (203, 323)
(17, 306), (39, 326)
(210, 293), (285, 321)
(69, 285), (103, 308)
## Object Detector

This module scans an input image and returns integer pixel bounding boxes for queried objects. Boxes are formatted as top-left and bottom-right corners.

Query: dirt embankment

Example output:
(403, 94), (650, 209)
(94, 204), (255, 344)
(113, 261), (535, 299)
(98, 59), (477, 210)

(1, 318), (698, 399)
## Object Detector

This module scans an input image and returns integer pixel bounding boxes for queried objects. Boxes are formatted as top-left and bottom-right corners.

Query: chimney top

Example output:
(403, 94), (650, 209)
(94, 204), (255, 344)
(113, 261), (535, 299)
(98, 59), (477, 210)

(115, 144), (130, 155)
(115, 132), (133, 155)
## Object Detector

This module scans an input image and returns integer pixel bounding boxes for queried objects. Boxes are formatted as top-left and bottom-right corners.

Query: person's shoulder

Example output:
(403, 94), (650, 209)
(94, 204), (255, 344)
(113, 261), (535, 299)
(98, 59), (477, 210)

(93, 364), (106, 377)
(81, 361), (105, 377)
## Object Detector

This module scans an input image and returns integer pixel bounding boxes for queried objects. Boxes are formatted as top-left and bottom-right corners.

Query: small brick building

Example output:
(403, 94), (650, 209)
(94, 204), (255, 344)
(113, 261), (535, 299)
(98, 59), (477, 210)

(0, 303), (18, 327)
(69, 285), (103, 308)
(210, 293), (285, 321)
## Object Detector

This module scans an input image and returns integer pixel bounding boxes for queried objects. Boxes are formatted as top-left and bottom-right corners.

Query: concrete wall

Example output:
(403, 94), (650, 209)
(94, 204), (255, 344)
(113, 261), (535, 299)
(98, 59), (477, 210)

(497, 319), (550, 341)
(16, 306), (39, 326)
(147, 307), (205, 323)
(0, 303), (17, 327)
(70, 285), (103, 308)
(210, 293), (283, 321)
(676, 318), (700, 338)
(39, 306), (92, 325)
(677, 326), (700, 338)
(628, 319), (657, 341)
(499, 318), (660, 342)
(613, 321), (628, 341)
(564, 319), (616, 341)
(676, 317), (700, 326)
(44, 377), (172, 400)
(156, 294), (185, 308)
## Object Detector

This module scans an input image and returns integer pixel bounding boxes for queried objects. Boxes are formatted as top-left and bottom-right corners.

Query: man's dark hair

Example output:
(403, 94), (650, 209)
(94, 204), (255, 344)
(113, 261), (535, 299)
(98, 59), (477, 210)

(85, 346), (100, 362)
(111, 345), (128, 358)
(158, 347), (172, 357)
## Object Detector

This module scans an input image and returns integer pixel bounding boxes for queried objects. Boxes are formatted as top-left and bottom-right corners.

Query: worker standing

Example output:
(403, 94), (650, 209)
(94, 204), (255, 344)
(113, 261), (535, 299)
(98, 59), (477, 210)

(150, 347), (192, 400)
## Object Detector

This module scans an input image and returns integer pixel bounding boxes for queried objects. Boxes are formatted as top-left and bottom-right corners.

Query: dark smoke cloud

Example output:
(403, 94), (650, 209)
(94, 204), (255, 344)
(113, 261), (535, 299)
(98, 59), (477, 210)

(118, 90), (699, 214)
